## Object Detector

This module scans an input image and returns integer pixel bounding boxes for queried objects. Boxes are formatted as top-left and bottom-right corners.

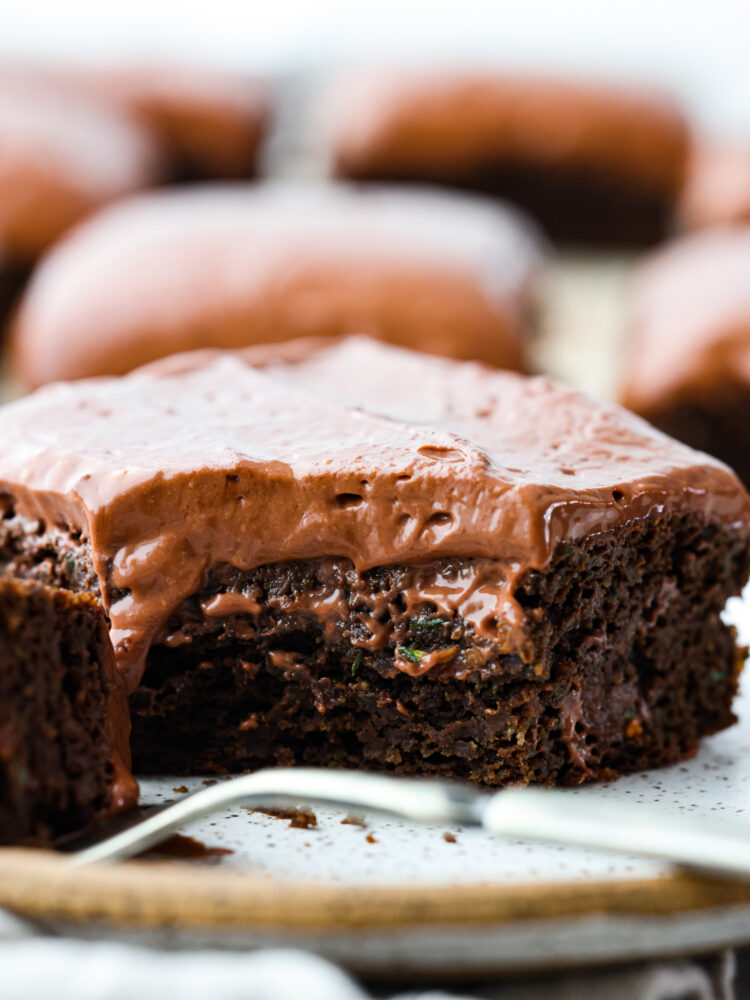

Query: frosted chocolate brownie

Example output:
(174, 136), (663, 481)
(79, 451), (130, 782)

(1, 336), (748, 786)
(10, 184), (541, 388)
(621, 228), (750, 486)
(0, 578), (136, 843)
(323, 70), (689, 246)
(0, 80), (162, 267)
(1, 62), (270, 181)
(83, 65), (270, 181)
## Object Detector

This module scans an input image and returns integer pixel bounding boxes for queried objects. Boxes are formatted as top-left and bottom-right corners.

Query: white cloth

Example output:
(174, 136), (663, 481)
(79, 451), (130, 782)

(0, 911), (736, 1000)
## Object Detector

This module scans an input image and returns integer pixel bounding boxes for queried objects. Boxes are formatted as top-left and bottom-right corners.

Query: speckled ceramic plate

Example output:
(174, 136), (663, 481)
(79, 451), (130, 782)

(1, 593), (750, 976)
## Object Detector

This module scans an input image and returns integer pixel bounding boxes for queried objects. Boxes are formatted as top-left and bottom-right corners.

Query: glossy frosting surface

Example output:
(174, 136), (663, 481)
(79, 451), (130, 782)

(1, 337), (747, 690)
(11, 183), (540, 387)
(622, 227), (750, 414)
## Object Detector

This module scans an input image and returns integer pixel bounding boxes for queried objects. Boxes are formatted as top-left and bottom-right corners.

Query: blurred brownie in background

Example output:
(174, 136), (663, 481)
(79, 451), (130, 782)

(324, 70), (689, 247)
(10, 183), (542, 388)
(1, 62), (271, 182)
(0, 577), (136, 844)
(621, 227), (750, 485)
(679, 141), (750, 229)
(0, 81), (162, 268)
(71, 64), (270, 181)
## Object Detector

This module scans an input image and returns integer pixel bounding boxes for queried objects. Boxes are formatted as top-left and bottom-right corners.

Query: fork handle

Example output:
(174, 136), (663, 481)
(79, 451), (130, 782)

(482, 787), (750, 880)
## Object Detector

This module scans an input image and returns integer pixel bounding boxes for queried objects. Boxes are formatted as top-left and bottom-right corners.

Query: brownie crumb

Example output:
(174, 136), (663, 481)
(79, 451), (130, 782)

(341, 814), (367, 828)
(443, 831), (457, 843)
(366, 832), (378, 844)
(140, 833), (233, 859)
(173, 785), (189, 794)
(249, 806), (318, 829)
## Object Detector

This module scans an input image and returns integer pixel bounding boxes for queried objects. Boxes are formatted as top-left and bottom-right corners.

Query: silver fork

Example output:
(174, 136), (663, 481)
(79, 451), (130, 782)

(61, 767), (750, 879)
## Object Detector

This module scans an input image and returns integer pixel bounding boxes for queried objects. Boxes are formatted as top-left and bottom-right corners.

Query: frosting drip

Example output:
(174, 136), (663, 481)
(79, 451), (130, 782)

(0, 336), (748, 692)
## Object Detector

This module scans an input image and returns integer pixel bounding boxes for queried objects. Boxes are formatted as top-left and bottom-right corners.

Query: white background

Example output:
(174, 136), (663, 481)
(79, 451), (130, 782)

(1, 0), (750, 135)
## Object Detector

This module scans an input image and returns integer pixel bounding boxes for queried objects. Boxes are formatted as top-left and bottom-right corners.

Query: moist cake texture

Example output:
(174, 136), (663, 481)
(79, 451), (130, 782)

(1, 336), (748, 786)
(0, 577), (136, 843)
(324, 71), (689, 246)
(622, 227), (750, 487)
(10, 183), (541, 388)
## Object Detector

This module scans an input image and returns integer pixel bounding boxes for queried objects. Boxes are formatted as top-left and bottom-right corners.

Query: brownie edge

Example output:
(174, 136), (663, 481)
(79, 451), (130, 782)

(0, 577), (136, 844)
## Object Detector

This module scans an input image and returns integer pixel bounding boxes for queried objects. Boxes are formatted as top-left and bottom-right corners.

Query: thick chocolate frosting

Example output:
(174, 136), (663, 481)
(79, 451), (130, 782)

(1, 336), (747, 692)
(11, 183), (541, 388)
(0, 81), (162, 264)
(621, 227), (750, 415)
(324, 70), (688, 196)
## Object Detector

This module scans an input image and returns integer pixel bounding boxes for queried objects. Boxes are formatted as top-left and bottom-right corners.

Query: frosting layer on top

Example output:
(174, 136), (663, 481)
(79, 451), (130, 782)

(1, 337), (747, 689)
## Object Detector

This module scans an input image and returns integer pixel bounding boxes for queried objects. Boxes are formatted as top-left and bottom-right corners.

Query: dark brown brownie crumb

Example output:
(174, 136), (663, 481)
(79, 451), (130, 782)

(0, 577), (119, 843)
(0, 499), (100, 600)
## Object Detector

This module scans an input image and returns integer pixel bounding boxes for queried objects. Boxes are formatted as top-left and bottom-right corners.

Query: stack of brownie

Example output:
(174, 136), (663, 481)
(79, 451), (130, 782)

(1, 337), (748, 841)
(2, 58), (750, 846)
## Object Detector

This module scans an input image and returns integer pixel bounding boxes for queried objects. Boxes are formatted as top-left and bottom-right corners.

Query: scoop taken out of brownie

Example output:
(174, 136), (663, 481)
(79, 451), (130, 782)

(0, 336), (748, 789)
